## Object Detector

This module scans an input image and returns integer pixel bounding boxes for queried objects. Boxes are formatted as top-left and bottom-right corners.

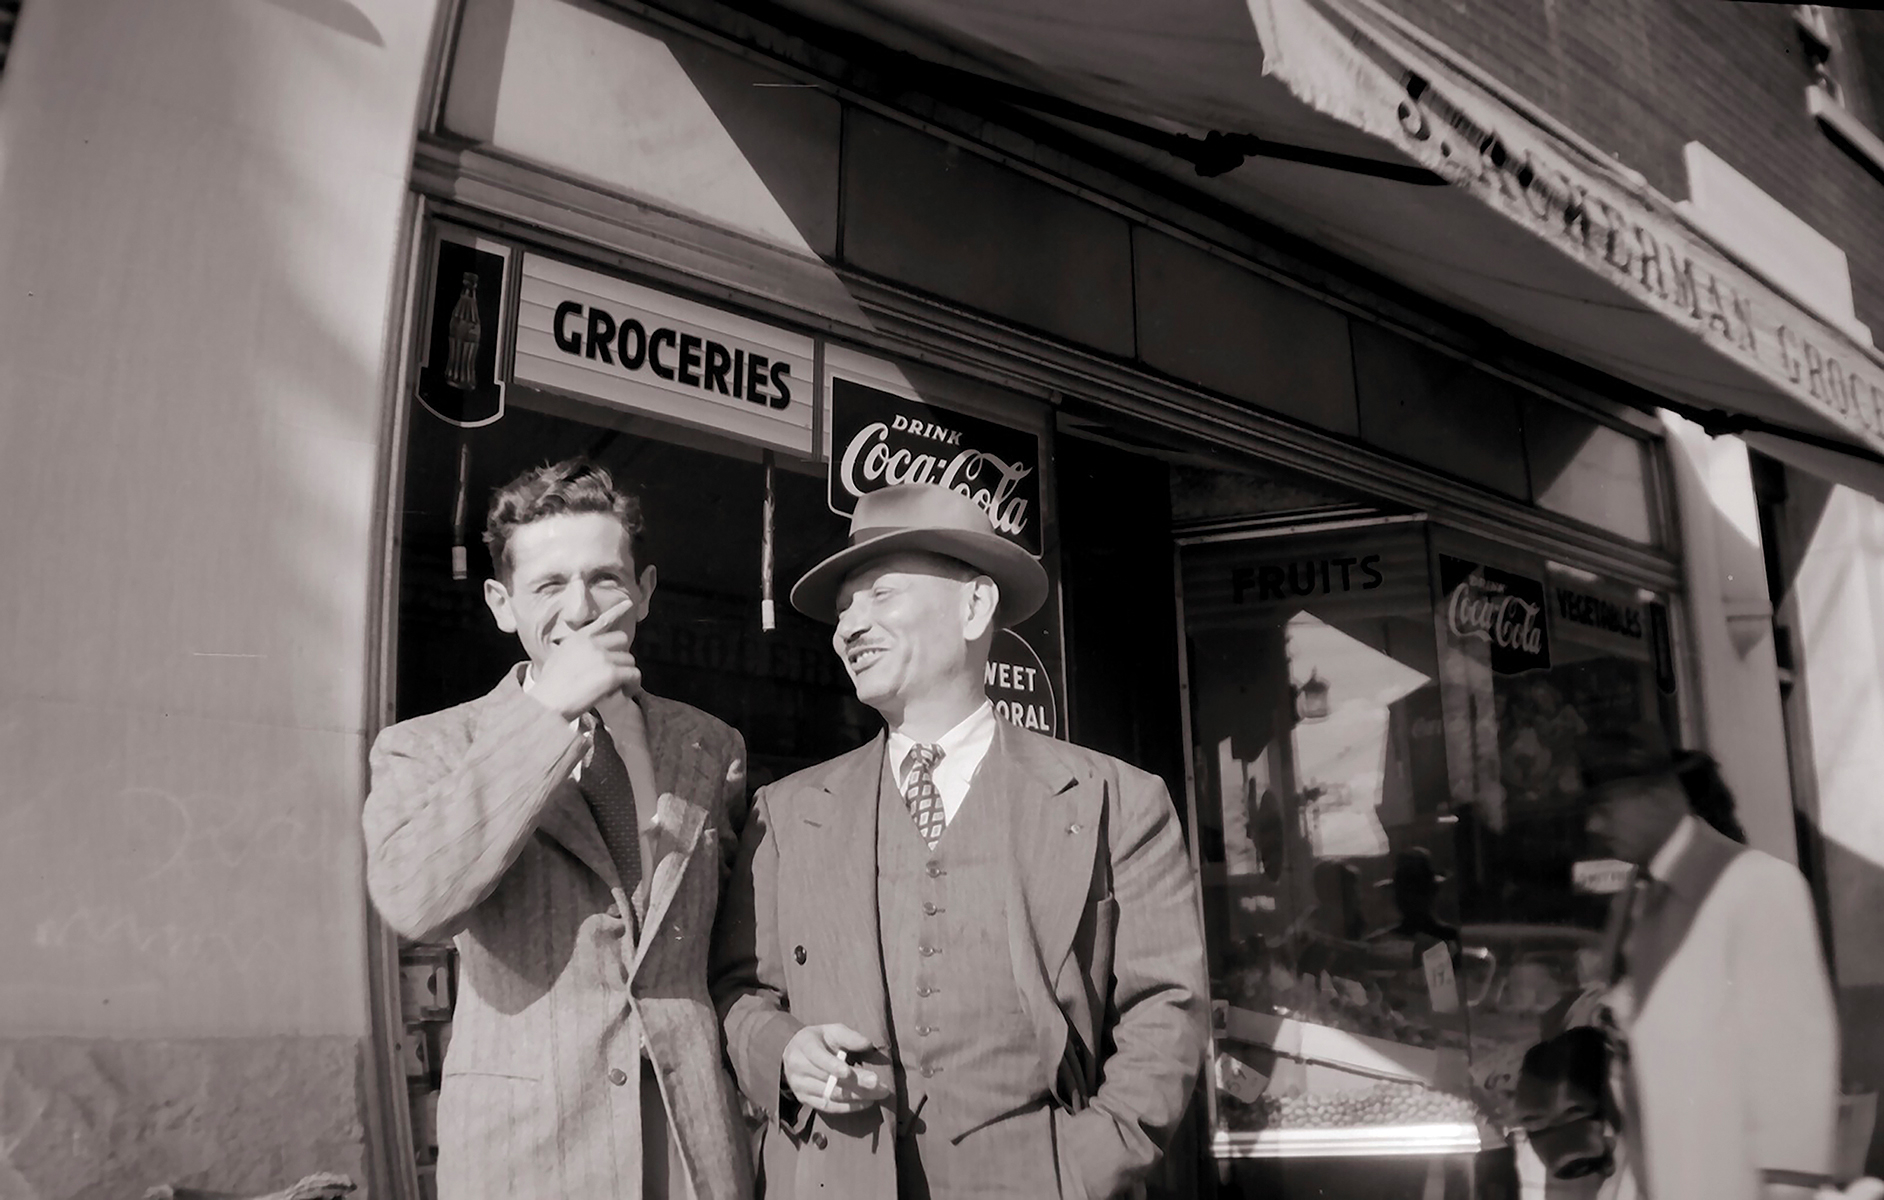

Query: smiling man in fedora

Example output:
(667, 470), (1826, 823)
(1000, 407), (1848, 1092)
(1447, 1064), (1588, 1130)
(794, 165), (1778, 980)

(711, 482), (1209, 1200)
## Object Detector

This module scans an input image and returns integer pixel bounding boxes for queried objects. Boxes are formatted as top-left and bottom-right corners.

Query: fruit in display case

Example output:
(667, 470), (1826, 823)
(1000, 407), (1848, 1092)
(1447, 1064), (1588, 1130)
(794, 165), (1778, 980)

(1222, 959), (1447, 1051)
(1220, 1078), (1480, 1131)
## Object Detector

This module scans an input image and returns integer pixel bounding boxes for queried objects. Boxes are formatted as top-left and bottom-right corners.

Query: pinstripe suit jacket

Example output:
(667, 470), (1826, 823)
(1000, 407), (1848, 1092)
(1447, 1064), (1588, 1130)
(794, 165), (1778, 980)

(711, 722), (1210, 1200)
(363, 668), (754, 1200)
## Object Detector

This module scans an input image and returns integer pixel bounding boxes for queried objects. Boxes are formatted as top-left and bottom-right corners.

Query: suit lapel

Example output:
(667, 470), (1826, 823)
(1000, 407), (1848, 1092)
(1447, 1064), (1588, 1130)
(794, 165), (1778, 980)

(993, 724), (1102, 1058)
(629, 695), (715, 972)
(537, 781), (624, 894)
(799, 736), (893, 1051)
(479, 668), (623, 893)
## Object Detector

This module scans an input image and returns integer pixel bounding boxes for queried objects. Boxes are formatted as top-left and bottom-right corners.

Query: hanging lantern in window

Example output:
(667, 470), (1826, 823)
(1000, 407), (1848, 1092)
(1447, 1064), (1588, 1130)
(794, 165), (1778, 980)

(1296, 670), (1331, 722)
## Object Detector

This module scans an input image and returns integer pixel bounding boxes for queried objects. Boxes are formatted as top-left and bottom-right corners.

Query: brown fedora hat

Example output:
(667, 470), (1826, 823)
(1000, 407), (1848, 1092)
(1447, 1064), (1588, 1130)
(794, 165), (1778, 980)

(790, 483), (1049, 627)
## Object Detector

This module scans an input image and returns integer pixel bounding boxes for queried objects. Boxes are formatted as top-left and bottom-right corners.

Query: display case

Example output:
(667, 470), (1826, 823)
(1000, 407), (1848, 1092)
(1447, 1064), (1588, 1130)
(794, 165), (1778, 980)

(1177, 519), (1679, 1193)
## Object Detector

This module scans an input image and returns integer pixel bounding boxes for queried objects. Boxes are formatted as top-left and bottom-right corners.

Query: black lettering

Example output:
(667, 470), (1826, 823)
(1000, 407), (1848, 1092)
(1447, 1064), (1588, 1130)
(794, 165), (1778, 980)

(1359, 555), (1384, 590)
(770, 361), (792, 409)
(732, 348), (745, 399)
(1560, 177), (1592, 252)
(1333, 557), (1357, 589)
(1780, 327), (1804, 384)
(1635, 227), (1664, 297)
(703, 340), (732, 395)
(1593, 200), (1633, 273)
(1806, 342), (1826, 400)
(553, 301), (584, 354)
(1829, 358), (1852, 415)
(746, 354), (770, 403)
(615, 319), (646, 370)
(585, 308), (617, 364)
(648, 328), (677, 380)
(678, 333), (702, 387)
(1288, 562), (1317, 597)
(1258, 565), (1287, 602)
(1732, 294), (1757, 355)
(1704, 277), (1733, 339)
(1232, 567), (1256, 604)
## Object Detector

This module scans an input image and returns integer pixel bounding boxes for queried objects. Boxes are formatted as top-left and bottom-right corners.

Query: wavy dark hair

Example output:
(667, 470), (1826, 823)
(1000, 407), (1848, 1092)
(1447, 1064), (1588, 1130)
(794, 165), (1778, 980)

(1675, 751), (1747, 845)
(483, 457), (646, 582)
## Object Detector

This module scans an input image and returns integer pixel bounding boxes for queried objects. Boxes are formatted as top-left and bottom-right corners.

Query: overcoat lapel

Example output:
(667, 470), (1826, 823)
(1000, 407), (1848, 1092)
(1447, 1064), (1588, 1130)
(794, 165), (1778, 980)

(799, 736), (893, 1053)
(1631, 824), (1744, 1011)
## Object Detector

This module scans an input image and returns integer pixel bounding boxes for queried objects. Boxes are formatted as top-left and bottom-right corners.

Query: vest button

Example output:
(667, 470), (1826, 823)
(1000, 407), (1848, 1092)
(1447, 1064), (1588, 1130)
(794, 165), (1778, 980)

(793, 945), (807, 965)
(607, 1067), (629, 1086)
(919, 945), (937, 957)
(917, 985), (935, 997)
(922, 901), (940, 915)
(919, 1065), (937, 1078)
(926, 863), (944, 878)
(812, 1131), (829, 1150)
(916, 1025), (936, 1037)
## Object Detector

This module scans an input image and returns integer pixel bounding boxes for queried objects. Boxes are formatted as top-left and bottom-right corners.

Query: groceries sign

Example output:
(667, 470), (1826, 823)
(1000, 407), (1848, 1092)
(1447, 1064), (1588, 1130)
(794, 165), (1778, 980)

(512, 254), (815, 454)
(1440, 555), (1551, 674)
(827, 376), (1042, 556)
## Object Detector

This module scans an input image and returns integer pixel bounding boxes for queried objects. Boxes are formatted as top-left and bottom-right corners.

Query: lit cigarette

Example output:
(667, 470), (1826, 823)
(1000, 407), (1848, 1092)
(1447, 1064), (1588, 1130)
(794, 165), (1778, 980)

(821, 1073), (839, 1104)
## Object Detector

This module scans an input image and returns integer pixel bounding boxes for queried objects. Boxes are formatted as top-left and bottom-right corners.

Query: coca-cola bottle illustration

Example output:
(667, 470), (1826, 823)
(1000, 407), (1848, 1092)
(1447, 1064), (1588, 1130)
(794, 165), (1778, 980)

(445, 271), (482, 391)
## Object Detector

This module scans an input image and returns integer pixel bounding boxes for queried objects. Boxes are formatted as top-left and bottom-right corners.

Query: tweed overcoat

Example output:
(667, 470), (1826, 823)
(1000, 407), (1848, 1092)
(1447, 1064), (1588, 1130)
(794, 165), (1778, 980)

(710, 721), (1210, 1200)
(363, 668), (754, 1200)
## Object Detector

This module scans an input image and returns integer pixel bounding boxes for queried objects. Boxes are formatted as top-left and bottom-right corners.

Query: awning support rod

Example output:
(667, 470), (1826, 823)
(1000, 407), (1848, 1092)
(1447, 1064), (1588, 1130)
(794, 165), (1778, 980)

(883, 54), (1446, 186)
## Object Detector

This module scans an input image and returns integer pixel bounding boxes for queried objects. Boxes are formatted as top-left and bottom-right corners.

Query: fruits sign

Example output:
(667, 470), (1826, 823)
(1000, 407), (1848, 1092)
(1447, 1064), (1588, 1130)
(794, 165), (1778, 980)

(1439, 555), (1552, 675)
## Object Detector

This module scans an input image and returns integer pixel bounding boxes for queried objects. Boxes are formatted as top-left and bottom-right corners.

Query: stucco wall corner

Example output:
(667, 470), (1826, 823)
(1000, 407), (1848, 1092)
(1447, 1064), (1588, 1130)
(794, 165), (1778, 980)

(0, 1035), (370, 1200)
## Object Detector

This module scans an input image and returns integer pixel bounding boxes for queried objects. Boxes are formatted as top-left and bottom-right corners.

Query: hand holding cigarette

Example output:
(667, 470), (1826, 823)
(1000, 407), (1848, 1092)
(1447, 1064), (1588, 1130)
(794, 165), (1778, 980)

(783, 1023), (891, 1115)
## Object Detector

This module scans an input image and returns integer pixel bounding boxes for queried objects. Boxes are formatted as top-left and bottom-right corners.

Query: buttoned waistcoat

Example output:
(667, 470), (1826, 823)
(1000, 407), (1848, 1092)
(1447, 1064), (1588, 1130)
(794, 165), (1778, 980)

(710, 721), (1210, 1200)
(877, 749), (1051, 1196)
(363, 670), (755, 1200)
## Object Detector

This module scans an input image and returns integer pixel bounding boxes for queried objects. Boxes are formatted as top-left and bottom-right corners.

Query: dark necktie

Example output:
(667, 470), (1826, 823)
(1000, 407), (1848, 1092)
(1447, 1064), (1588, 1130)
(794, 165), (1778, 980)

(902, 743), (947, 850)
(578, 717), (643, 901)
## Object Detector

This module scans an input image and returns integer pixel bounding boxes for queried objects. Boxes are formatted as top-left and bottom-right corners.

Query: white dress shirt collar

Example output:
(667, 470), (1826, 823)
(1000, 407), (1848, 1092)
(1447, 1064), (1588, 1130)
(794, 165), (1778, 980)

(887, 701), (999, 826)
(1647, 813), (1699, 884)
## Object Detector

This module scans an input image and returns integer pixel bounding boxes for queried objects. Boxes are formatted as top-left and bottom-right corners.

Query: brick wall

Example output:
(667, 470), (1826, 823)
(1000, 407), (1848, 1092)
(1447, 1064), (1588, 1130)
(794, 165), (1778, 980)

(1374, 0), (1884, 337)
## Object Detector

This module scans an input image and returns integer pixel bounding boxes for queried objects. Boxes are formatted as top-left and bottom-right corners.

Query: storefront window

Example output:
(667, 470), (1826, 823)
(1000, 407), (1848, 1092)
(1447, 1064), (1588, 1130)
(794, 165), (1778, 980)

(1181, 520), (1679, 1164)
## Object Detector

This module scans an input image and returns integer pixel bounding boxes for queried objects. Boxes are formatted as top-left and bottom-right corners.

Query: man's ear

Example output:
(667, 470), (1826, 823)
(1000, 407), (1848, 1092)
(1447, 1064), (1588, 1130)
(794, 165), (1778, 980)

(962, 576), (1000, 641)
(484, 578), (520, 634)
(634, 564), (658, 623)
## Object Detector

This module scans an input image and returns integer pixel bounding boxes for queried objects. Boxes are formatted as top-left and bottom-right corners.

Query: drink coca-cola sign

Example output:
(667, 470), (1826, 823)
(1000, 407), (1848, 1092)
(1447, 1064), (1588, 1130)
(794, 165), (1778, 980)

(1440, 555), (1552, 674)
(828, 377), (1041, 555)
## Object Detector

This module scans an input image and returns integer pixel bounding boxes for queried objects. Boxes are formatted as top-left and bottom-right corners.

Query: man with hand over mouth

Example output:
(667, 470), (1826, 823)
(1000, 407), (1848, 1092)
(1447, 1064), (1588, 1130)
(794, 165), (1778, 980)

(711, 482), (1208, 1199)
(364, 458), (752, 1200)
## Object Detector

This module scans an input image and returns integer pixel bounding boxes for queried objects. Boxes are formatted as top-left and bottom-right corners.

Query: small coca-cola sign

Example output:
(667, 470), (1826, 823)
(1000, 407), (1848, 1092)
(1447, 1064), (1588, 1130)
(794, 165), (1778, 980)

(827, 377), (1041, 556)
(1440, 555), (1551, 674)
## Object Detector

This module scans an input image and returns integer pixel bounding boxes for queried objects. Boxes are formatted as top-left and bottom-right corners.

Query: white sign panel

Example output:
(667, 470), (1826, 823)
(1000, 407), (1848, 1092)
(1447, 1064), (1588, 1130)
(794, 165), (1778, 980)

(514, 254), (816, 455)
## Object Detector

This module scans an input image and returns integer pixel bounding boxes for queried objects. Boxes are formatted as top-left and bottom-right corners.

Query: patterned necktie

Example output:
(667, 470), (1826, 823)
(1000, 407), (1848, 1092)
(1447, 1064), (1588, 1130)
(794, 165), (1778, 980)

(902, 743), (947, 850)
(578, 717), (643, 901)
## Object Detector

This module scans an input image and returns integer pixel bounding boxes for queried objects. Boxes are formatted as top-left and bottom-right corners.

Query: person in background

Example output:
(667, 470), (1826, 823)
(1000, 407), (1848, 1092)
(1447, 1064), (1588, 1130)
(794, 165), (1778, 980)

(1581, 734), (1838, 1200)
(1378, 848), (1461, 946)
(711, 482), (1210, 1200)
(362, 459), (752, 1200)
